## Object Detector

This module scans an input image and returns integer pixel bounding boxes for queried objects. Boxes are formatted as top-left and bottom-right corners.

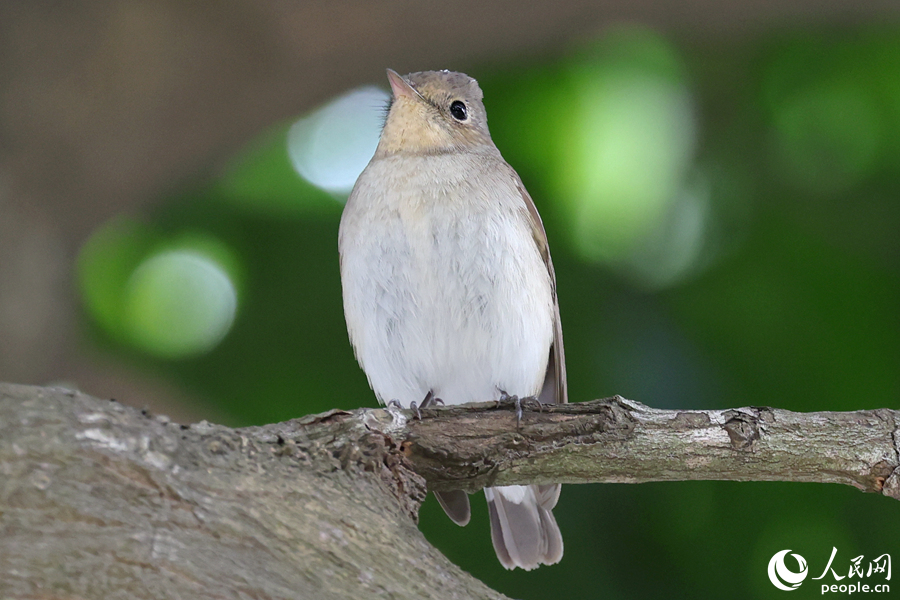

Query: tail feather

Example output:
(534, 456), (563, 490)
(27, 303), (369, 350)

(485, 484), (563, 570)
(434, 490), (471, 526)
(534, 483), (562, 510)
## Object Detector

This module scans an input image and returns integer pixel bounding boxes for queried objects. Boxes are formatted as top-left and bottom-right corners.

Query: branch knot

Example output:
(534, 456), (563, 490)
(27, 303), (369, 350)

(722, 409), (760, 451)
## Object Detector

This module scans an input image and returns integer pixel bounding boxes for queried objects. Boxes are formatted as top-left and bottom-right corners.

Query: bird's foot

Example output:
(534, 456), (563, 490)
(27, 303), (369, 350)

(498, 392), (544, 429)
(385, 399), (406, 420)
(499, 391), (533, 429)
(409, 391), (444, 420)
(419, 390), (444, 410)
(408, 401), (422, 420)
(497, 391), (517, 408)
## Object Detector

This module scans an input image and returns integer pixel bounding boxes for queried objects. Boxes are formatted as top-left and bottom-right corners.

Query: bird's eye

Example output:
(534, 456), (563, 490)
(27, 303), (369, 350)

(449, 100), (468, 121)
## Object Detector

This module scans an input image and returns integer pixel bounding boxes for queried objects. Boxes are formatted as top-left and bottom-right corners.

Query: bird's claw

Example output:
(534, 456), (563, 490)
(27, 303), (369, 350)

(409, 401), (422, 420)
(420, 390), (444, 410)
(497, 391), (523, 429)
(498, 392), (543, 430)
(387, 392), (443, 421)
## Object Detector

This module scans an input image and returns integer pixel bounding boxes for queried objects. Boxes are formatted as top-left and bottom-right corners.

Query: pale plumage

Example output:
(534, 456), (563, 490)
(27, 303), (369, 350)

(339, 69), (566, 570)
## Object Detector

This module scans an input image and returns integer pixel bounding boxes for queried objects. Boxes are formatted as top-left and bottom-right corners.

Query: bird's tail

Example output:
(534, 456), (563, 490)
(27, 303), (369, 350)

(485, 484), (563, 570)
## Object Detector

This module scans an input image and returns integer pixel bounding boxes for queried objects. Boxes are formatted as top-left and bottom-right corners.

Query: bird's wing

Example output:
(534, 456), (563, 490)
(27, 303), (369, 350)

(513, 173), (567, 406)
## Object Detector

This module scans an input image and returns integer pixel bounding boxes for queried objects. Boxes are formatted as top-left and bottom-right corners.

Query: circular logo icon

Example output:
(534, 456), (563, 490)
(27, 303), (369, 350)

(768, 549), (809, 591)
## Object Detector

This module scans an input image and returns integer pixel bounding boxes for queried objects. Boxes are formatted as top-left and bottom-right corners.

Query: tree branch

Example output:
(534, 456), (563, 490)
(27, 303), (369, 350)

(2, 383), (898, 598)
(0, 383), (505, 600)
(398, 397), (900, 499)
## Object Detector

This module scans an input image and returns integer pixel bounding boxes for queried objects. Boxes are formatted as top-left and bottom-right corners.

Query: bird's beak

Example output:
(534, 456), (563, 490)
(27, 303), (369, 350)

(386, 69), (420, 101)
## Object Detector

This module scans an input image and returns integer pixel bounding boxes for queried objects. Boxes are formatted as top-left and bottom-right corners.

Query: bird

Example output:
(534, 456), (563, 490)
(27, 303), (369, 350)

(338, 68), (566, 570)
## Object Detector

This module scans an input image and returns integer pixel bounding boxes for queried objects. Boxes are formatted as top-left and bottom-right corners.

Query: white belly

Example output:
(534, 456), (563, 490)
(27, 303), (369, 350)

(339, 152), (553, 407)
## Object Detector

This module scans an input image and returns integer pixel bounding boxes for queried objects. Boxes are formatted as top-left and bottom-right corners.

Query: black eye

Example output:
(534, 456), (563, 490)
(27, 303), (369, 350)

(449, 100), (468, 121)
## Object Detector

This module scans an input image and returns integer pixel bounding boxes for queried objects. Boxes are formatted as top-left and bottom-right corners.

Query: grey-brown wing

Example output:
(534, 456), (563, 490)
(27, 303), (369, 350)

(514, 174), (567, 406)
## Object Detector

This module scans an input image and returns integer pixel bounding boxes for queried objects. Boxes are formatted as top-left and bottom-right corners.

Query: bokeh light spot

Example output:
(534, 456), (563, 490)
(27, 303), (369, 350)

(564, 70), (695, 259)
(287, 86), (389, 196)
(123, 249), (238, 359)
(552, 27), (699, 287)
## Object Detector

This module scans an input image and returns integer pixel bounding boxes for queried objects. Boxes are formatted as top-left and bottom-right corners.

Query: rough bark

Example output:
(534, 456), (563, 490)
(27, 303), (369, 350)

(2, 382), (898, 599)
(0, 383), (501, 600)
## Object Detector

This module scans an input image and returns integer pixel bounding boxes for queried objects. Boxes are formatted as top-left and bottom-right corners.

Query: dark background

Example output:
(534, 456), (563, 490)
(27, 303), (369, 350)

(1, 2), (898, 598)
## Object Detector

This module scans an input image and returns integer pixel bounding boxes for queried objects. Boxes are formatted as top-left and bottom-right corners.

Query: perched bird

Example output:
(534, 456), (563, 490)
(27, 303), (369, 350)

(339, 69), (566, 570)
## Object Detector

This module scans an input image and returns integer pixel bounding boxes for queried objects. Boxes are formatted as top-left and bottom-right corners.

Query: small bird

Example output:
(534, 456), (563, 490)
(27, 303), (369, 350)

(339, 69), (566, 570)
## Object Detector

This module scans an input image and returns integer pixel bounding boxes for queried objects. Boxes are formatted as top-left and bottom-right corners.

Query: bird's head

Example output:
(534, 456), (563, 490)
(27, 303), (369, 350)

(375, 69), (494, 157)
